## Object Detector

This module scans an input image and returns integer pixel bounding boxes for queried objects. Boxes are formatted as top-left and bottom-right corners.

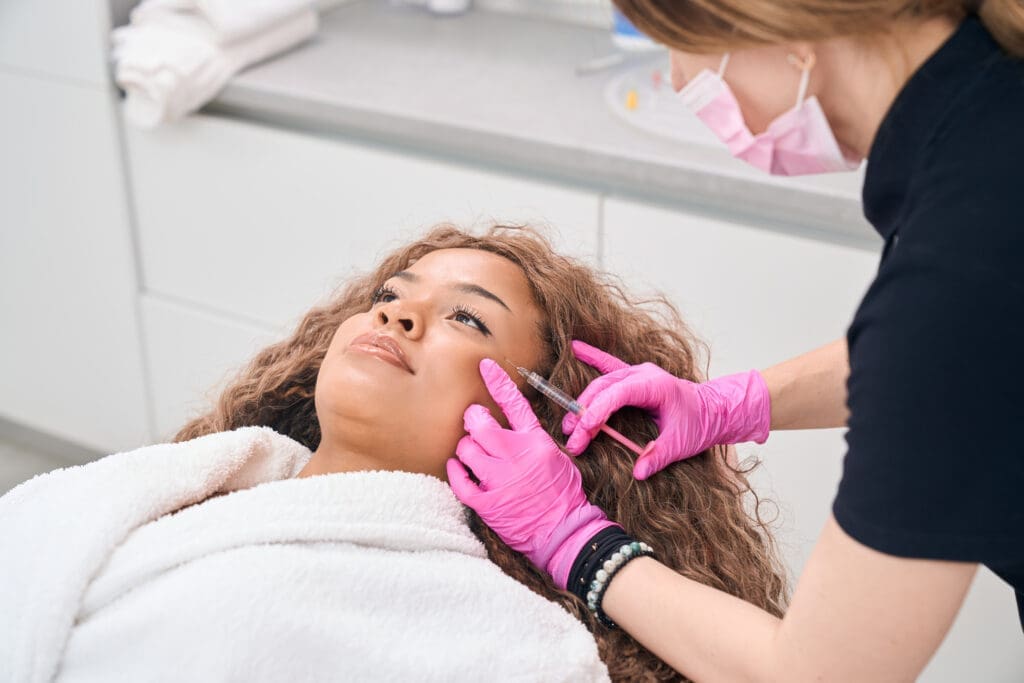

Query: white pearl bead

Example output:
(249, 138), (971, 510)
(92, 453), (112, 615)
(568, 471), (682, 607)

(603, 560), (615, 573)
(621, 545), (633, 556)
(587, 591), (597, 603)
(612, 554), (624, 567)
(596, 569), (608, 582)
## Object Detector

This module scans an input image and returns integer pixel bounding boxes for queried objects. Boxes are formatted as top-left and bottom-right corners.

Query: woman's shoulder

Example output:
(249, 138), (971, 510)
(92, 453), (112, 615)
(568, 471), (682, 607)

(919, 48), (1024, 204)
(900, 75), (1024, 283)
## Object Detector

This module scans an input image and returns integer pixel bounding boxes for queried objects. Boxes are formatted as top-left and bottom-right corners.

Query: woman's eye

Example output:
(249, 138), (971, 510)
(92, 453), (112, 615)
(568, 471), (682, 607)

(371, 285), (398, 305)
(452, 307), (491, 336)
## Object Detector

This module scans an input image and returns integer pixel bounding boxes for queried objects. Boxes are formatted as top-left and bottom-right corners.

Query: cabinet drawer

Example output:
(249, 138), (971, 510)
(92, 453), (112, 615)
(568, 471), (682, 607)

(140, 294), (281, 440)
(127, 114), (600, 330)
(604, 197), (877, 374)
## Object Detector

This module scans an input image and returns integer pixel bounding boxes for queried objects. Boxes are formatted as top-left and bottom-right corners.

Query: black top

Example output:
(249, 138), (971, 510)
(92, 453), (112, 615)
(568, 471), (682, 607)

(833, 15), (1024, 628)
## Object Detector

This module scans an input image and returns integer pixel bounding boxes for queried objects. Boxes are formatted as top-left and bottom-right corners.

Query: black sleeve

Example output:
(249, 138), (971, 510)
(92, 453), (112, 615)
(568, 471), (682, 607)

(834, 241), (1024, 564)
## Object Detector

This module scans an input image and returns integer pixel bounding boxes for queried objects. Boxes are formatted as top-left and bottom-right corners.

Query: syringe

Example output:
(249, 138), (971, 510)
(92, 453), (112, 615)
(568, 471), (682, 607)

(513, 365), (652, 457)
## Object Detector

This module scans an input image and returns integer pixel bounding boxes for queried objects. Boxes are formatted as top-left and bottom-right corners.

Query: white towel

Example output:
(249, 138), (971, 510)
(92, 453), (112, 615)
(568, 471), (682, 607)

(131, 0), (316, 45)
(111, 0), (318, 128)
(0, 427), (609, 683)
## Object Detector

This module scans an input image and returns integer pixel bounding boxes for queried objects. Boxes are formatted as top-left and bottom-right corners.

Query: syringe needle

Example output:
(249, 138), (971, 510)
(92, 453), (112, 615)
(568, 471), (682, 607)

(511, 363), (653, 457)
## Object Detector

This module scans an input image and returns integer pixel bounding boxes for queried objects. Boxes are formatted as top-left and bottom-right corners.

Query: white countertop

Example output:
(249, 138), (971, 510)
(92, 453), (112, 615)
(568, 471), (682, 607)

(208, 1), (879, 248)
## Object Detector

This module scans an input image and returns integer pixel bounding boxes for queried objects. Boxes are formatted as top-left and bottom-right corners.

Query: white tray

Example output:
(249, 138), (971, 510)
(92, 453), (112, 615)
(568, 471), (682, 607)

(604, 64), (723, 149)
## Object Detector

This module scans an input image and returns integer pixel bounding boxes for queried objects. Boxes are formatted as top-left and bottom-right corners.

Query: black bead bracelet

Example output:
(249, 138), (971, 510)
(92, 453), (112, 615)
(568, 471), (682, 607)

(568, 526), (655, 628)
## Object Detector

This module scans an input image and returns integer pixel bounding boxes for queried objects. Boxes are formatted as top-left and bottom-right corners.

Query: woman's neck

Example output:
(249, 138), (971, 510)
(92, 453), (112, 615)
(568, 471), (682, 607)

(820, 16), (960, 158)
(296, 445), (384, 478)
(296, 434), (445, 480)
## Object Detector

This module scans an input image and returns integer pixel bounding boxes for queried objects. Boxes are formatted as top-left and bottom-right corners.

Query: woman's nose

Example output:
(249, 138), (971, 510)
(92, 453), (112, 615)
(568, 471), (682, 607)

(376, 304), (424, 339)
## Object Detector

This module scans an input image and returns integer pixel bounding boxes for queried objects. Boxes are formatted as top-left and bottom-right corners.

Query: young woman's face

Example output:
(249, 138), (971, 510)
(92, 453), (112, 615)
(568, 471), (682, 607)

(315, 248), (546, 479)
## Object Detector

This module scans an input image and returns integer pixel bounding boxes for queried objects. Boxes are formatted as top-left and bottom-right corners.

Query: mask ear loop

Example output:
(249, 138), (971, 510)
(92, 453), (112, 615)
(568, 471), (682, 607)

(717, 53), (731, 77)
(787, 52), (816, 106)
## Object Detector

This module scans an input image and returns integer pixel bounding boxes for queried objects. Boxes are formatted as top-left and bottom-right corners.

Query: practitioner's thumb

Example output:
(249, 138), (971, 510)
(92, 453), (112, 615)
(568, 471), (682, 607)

(632, 442), (664, 480)
(633, 455), (657, 481)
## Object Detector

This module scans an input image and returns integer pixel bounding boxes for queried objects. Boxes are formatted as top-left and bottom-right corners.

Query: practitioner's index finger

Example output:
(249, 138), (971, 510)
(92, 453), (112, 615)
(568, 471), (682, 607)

(479, 358), (542, 431)
(463, 404), (503, 436)
(572, 340), (630, 374)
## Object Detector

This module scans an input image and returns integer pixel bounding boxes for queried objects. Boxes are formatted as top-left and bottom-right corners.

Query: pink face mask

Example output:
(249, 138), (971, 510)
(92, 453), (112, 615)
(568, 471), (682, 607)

(678, 53), (861, 176)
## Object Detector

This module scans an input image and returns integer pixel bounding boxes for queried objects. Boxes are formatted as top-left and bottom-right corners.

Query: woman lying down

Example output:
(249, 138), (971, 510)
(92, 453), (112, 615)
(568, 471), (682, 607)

(0, 225), (787, 682)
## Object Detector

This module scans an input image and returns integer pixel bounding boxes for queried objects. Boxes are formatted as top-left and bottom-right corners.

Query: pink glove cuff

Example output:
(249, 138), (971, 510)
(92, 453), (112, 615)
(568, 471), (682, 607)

(547, 515), (618, 590)
(708, 369), (772, 445)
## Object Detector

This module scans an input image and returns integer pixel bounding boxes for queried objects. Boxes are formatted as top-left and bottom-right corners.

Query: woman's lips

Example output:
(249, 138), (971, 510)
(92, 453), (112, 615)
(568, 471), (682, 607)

(349, 332), (414, 374)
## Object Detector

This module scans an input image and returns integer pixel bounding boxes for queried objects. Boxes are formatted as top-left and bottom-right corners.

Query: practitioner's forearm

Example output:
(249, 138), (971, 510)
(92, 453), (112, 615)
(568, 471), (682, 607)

(600, 520), (976, 683)
(602, 557), (782, 683)
(760, 338), (849, 430)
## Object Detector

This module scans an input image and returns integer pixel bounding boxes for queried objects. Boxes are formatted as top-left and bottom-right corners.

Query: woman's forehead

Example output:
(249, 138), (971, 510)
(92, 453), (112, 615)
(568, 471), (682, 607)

(404, 248), (531, 297)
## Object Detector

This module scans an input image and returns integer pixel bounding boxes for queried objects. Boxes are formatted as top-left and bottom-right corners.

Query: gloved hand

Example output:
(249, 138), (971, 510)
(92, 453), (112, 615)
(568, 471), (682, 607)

(447, 358), (616, 590)
(562, 340), (771, 480)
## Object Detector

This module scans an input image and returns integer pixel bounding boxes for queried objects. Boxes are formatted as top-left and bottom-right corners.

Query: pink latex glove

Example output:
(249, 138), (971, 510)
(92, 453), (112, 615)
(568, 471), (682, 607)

(562, 340), (772, 480)
(447, 358), (616, 590)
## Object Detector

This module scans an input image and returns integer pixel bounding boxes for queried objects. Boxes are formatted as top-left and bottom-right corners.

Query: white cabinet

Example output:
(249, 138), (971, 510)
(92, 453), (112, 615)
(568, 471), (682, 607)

(126, 115), (600, 331)
(0, 72), (149, 453)
(0, 0), (112, 86)
(603, 198), (879, 376)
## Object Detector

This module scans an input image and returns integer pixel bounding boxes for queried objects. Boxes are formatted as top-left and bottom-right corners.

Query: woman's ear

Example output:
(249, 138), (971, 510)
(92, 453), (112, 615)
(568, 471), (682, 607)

(785, 41), (816, 64)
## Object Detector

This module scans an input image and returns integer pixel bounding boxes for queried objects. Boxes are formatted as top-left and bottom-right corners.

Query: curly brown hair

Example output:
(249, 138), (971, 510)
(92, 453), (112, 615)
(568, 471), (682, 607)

(176, 224), (788, 681)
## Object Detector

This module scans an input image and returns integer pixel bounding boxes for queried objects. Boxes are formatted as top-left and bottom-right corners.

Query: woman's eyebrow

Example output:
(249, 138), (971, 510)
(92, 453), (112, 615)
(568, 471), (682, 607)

(392, 270), (511, 312)
(455, 283), (511, 312)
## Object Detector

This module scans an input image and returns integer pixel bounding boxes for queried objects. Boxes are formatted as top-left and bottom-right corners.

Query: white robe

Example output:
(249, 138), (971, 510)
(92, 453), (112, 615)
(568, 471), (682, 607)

(0, 427), (608, 682)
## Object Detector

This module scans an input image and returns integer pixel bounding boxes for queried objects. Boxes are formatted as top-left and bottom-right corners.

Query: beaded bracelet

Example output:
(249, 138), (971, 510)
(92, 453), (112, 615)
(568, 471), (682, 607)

(568, 527), (655, 629)
(586, 540), (654, 627)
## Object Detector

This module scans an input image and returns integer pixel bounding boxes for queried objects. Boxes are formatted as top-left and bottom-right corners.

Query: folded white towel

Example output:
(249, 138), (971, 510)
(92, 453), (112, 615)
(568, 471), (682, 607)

(132, 0), (315, 44)
(111, 0), (318, 128)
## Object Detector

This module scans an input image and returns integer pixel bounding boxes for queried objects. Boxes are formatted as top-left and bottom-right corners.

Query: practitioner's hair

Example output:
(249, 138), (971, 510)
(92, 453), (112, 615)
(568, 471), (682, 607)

(612, 0), (1024, 59)
(176, 224), (787, 682)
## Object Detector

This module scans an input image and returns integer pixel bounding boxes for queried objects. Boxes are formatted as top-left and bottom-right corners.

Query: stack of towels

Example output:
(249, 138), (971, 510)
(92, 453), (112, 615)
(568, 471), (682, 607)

(112, 0), (319, 128)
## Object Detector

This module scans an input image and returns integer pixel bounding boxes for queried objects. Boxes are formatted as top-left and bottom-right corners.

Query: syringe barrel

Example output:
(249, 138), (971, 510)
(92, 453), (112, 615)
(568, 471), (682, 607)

(522, 371), (583, 415)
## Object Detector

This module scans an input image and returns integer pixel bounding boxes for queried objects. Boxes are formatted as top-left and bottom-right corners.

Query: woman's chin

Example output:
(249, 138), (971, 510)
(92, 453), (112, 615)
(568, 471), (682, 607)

(838, 139), (865, 164)
(322, 360), (411, 399)
(316, 379), (406, 427)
